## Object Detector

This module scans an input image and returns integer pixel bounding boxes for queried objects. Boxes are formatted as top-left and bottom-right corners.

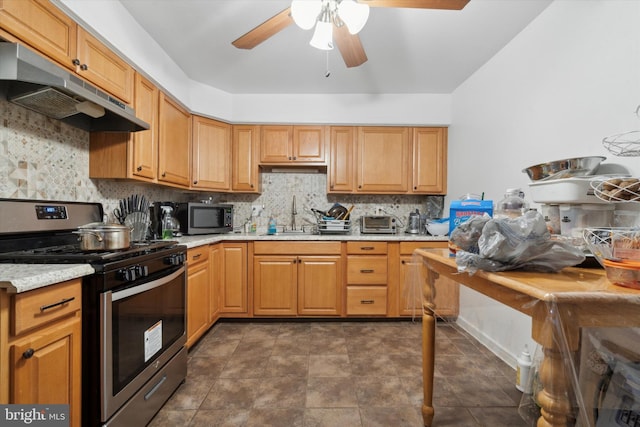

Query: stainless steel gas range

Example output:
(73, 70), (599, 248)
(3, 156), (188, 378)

(0, 198), (187, 427)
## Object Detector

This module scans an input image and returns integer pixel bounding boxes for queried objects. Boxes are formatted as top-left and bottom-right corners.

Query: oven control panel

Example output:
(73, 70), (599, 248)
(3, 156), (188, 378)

(35, 204), (68, 220)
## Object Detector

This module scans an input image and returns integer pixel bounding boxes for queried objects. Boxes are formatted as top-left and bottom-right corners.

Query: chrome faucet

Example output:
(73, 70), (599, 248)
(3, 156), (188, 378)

(291, 195), (297, 231)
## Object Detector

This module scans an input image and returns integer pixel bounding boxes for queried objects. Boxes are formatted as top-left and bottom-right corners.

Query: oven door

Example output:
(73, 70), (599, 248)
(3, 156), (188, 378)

(100, 266), (186, 421)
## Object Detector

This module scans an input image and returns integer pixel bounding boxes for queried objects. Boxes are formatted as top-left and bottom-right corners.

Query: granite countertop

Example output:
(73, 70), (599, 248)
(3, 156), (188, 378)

(0, 233), (448, 293)
(0, 263), (95, 294)
(175, 231), (448, 249)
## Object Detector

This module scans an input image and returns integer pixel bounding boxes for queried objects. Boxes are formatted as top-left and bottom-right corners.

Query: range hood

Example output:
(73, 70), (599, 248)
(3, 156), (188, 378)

(0, 43), (149, 132)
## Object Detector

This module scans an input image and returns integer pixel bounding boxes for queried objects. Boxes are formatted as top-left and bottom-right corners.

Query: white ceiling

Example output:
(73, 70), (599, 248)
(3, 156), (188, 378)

(118, 0), (552, 95)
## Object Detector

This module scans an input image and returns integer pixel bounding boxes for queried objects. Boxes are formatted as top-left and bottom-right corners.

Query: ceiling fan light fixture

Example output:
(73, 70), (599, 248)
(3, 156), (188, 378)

(309, 19), (333, 50)
(291, 0), (322, 30)
(337, 0), (369, 34)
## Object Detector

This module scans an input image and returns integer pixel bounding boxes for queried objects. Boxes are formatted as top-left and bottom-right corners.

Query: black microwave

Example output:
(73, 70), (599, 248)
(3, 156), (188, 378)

(174, 203), (233, 235)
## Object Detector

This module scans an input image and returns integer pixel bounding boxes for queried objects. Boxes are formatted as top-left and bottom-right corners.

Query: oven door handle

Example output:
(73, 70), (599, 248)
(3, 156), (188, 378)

(111, 266), (185, 302)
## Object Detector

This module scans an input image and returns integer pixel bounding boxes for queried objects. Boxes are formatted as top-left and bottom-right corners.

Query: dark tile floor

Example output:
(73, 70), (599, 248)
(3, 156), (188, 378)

(149, 319), (531, 427)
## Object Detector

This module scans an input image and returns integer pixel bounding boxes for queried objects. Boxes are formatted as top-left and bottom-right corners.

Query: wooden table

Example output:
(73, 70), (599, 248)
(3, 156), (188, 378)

(414, 248), (640, 427)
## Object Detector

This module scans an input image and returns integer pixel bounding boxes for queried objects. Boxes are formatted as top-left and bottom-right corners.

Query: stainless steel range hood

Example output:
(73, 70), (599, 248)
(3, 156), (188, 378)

(0, 43), (149, 132)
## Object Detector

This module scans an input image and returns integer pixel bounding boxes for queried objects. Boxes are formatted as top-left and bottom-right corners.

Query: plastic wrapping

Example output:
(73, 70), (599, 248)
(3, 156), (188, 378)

(409, 246), (640, 427)
(451, 210), (586, 274)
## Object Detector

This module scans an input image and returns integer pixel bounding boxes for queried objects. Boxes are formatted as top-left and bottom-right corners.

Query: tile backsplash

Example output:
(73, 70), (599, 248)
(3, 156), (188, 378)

(1, 99), (444, 233)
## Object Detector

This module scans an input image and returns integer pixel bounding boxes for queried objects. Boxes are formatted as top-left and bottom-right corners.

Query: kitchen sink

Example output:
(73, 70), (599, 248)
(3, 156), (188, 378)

(260, 228), (317, 236)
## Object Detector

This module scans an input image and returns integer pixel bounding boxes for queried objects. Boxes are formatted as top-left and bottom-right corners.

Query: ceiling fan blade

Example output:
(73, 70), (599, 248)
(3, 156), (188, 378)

(333, 24), (368, 68)
(232, 7), (293, 49)
(358, 0), (469, 10)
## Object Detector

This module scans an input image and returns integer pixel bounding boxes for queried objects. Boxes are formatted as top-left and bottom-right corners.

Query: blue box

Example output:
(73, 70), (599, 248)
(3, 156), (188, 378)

(449, 199), (493, 235)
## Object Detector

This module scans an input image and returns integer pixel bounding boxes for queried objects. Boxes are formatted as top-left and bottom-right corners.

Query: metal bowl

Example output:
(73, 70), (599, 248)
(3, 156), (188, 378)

(522, 156), (606, 181)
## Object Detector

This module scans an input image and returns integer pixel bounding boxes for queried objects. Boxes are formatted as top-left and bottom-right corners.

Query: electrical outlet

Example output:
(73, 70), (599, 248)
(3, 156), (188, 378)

(374, 206), (383, 216)
(251, 205), (264, 217)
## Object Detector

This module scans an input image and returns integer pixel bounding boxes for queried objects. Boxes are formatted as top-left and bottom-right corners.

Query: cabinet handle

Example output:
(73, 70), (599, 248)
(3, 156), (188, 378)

(136, 166), (143, 172)
(401, 260), (406, 264)
(360, 269), (374, 273)
(250, 184), (254, 188)
(40, 296), (75, 312)
(80, 63), (88, 71)
(23, 348), (35, 359)
(414, 186), (417, 190)
(360, 246), (374, 250)
(192, 253), (202, 260)
(292, 156), (297, 160)
(288, 156), (292, 160)
(360, 300), (374, 304)
(193, 180), (198, 185)
(72, 58), (80, 66)
(161, 172), (166, 177)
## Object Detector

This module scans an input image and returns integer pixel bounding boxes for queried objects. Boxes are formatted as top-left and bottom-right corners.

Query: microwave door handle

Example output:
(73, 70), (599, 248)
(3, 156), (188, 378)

(111, 266), (185, 302)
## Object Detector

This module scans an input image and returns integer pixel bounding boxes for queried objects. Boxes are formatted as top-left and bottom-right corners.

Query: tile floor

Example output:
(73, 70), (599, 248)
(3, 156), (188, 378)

(149, 319), (532, 427)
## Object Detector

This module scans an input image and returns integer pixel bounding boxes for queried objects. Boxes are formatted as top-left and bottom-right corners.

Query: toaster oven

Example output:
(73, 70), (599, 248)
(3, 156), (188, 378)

(360, 216), (397, 234)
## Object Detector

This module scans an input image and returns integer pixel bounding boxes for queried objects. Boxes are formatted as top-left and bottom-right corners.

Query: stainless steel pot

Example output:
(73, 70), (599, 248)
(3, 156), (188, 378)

(522, 156), (606, 181)
(74, 222), (132, 250)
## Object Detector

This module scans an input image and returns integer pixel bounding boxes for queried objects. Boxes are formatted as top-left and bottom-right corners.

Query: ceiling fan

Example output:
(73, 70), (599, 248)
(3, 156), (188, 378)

(232, 0), (470, 68)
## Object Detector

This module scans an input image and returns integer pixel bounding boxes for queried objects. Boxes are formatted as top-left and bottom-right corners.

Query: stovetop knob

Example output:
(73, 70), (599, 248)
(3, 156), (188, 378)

(165, 253), (185, 266)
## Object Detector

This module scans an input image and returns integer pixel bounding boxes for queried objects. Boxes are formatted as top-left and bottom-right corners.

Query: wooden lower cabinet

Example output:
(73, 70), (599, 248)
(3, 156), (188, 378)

(1, 279), (82, 427)
(186, 246), (210, 348)
(252, 241), (342, 316)
(220, 243), (248, 315)
(397, 242), (459, 318)
(346, 286), (387, 316)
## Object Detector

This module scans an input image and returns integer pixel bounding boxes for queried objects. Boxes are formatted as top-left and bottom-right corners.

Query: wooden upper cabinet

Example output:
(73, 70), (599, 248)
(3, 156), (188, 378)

(0, 0), (77, 67)
(75, 27), (133, 105)
(356, 127), (410, 193)
(328, 126), (355, 193)
(260, 125), (326, 164)
(412, 127), (447, 194)
(158, 92), (191, 188)
(192, 116), (231, 190)
(232, 125), (261, 193)
(0, 1), (133, 105)
(131, 74), (159, 181)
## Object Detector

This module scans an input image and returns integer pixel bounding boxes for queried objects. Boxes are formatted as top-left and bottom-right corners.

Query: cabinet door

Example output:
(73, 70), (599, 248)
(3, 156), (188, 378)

(0, 0), (77, 70)
(158, 93), (191, 187)
(292, 126), (326, 163)
(187, 259), (210, 348)
(192, 116), (231, 190)
(220, 243), (248, 314)
(399, 255), (459, 318)
(253, 256), (298, 316)
(76, 27), (133, 105)
(131, 73), (158, 181)
(328, 126), (355, 193)
(298, 256), (342, 316)
(11, 314), (81, 427)
(232, 125), (260, 192)
(209, 244), (221, 323)
(260, 125), (292, 163)
(412, 127), (447, 194)
(356, 127), (410, 193)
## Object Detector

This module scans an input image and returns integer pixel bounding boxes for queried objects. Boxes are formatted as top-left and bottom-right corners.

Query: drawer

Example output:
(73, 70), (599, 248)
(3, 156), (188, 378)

(399, 241), (447, 255)
(187, 246), (209, 265)
(346, 241), (387, 255)
(253, 241), (341, 255)
(347, 256), (387, 284)
(346, 286), (387, 315)
(12, 279), (82, 336)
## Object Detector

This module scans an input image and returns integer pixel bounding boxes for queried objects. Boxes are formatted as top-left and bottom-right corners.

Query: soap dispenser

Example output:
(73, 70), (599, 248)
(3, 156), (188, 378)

(267, 215), (277, 235)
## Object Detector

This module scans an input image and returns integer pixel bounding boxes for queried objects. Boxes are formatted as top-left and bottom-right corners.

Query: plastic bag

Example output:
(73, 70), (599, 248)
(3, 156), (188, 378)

(451, 211), (586, 274)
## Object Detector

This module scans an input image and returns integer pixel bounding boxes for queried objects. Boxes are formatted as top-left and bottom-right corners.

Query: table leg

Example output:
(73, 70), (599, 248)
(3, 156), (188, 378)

(535, 346), (574, 427)
(421, 266), (437, 427)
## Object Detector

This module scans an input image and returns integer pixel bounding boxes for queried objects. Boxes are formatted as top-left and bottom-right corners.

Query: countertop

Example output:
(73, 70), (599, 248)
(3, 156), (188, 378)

(0, 233), (448, 293)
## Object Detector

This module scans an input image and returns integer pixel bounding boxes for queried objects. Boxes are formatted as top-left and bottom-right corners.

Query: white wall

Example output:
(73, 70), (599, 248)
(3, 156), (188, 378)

(55, 0), (452, 126)
(449, 0), (640, 366)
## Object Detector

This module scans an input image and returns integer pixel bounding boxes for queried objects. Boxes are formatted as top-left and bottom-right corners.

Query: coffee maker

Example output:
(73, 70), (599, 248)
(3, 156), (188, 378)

(149, 201), (176, 240)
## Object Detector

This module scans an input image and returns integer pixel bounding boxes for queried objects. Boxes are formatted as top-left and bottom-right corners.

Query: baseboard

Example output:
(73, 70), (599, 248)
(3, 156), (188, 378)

(455, 315), (517, 369)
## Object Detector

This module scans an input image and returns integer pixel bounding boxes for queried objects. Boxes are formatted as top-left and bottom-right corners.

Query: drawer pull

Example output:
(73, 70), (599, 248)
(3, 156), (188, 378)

(360, 300), (375, 304)
(23, 348), (35, 359)
(192, 253), (202, 260)
(360, 269), (374, 273)
(360, 246), (375, 250)
(40, 297), (75, 312)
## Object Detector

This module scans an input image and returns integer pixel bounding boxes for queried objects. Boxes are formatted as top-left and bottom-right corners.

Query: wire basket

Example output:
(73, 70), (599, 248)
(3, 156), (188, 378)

(602, 131), (640, 157)
(590, 177), (640, 203)
(583, 227), (640, 267)
(317, 219), (351, 234)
